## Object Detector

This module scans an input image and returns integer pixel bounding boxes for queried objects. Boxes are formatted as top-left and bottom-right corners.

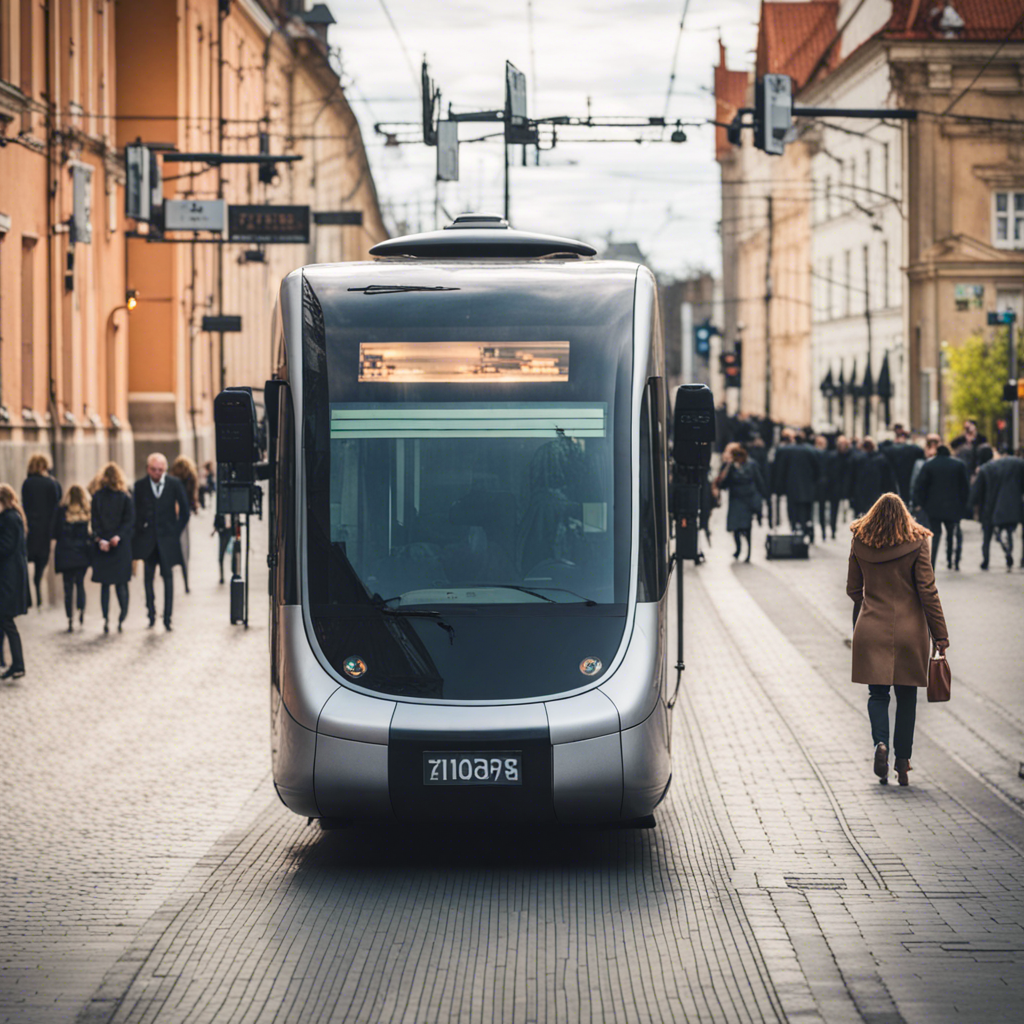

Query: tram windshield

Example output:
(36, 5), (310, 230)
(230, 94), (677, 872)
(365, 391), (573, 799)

(301, 264), (636, 700)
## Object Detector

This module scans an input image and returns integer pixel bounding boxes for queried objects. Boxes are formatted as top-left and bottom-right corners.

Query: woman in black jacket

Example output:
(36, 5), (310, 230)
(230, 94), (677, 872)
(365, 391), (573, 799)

(52, 484), (93, 632)
(715, 443), (768, 562)
(91, 462), (135, 633)
(21, 452), (62, 609)
(0, 483), (30, 679)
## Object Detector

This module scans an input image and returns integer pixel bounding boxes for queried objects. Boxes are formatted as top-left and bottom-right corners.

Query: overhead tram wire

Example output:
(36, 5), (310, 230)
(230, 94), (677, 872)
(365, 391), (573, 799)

(375, 0), (421, 98)
(662, 0), (692, 123)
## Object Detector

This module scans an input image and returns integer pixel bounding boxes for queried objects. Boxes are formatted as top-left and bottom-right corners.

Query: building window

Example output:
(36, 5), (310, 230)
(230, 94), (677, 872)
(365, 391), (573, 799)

(993, 191), (1024, 249)
(862, 244), (870, 312)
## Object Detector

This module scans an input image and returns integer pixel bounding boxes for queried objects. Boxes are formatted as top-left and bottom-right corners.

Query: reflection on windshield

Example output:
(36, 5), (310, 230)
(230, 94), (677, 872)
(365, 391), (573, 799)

(329, 407), (615, 605)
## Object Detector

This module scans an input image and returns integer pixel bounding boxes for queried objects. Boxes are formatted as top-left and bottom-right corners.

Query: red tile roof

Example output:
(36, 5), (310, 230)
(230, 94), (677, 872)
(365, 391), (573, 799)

(885, 0), (1024, 40)
(715, 42), (749, 160)
(756, 2), (840, 89)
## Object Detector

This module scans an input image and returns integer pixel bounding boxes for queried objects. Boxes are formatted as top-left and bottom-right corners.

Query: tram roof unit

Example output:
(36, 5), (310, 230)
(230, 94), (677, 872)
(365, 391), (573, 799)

(368, 213), (599, 259)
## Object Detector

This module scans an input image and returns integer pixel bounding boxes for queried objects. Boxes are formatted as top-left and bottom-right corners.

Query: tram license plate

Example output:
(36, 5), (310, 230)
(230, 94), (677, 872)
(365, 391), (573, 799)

(423, 751), (522, 786)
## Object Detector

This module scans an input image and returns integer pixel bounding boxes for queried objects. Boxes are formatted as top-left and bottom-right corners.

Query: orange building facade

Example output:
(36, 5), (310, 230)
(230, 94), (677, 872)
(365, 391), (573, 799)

(0, 0), (386, 488)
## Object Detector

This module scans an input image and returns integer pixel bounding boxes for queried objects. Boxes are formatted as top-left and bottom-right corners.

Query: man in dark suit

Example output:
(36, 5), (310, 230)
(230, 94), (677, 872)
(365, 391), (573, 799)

(913, 444), (969, 569)
(133, 452), (190, 630)
(772, 429), (821, 539)
(882, 425), (924, 504)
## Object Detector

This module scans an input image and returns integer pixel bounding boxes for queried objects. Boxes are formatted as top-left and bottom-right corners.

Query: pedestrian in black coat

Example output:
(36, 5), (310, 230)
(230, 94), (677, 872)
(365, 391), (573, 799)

(991, 455), (1024, 570)
(51, 485), (93, 631)
(969, 447), (999, 569)
(813, 436), (831, 540)
(132, 453), (190, 630)
(823, 436), (854, 539)
(21, 453), (62, 609)
(913, 446), (969, 569)
(882, 427), (925, 506)
(850, 438), (898, 515)
(91, 463), (135, 632)
(716, 444), (767, 562)
(772, 430), (820, 537)
(0, 484), (30, 679)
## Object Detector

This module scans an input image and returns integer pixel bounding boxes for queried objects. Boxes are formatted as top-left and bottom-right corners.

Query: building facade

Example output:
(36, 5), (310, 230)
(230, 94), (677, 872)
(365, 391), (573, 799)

(0, 0), (387, 490)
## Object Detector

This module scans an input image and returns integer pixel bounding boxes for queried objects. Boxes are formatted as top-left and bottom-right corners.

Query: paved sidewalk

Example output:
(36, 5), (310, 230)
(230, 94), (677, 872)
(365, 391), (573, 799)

(0, 510), (270, 1024)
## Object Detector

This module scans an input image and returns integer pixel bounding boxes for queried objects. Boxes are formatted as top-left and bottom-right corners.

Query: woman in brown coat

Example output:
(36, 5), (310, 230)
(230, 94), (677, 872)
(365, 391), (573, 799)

(847, 493), (949, 786)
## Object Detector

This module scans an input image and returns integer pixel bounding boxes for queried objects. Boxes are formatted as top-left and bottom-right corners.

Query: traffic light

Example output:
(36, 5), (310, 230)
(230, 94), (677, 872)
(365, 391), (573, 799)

(720, 345), (742, 389)
(754, 74), (792, 156)
(694, 321), (712, 356)
(258, 131), (278, 185)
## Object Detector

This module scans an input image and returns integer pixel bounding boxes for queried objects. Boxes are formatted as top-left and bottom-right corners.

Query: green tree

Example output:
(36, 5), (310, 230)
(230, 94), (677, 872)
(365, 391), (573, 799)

(946, 329), (1024, 442)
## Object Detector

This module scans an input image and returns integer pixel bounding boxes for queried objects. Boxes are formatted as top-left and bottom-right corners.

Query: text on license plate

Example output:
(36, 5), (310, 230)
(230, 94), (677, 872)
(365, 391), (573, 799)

(423, 751), (522, 786)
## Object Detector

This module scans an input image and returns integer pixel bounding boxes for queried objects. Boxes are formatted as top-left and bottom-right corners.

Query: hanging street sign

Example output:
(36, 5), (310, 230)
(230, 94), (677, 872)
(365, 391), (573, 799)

(313, 210), (363, 226)
(201, 315), (242, 333)
(164, 199), (227, 232)
(436, 120), (459, 182)
(229, 205), (310, 243)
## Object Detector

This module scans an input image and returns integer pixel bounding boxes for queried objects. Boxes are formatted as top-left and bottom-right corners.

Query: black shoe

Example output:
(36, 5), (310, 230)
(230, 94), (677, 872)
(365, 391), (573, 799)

(67, 620), (74, 633)
(79, 609), (85, 625)
(147, 613), (156, 628)
(117, 621), (123, 633)
(164, 620), (172, 631)
(873, 742), (889, 782)
(981, 561), (989, 571)
(1, 665), (25, 680)
(103, 620), (109, 634)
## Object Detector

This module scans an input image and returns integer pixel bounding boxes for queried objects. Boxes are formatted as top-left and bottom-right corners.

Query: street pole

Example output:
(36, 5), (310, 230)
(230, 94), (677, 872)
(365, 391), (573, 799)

(764, 196), (773, 420)
(864, 257), (872, 438)
(503, 142), (510, 221)
(1012, 314), (1020, 453)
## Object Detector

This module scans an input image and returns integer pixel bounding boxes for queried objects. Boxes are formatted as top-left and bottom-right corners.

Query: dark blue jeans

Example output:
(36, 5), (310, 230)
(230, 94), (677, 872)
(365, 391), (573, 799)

(868, 685), (918, 760)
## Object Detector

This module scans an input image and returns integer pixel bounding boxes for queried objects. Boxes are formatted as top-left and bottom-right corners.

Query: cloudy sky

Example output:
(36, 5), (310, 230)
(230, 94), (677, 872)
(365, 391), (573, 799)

(325, 0), (760, 278)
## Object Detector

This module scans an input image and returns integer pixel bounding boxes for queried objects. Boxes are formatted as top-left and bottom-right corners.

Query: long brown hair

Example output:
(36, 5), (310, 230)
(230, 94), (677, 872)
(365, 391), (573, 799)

(170, 455), (199, 511)
(0, 483), (28, 529)
(98, 462), (129, 493)
(60, 483), (91, 523)
(851, 492), (931, 548)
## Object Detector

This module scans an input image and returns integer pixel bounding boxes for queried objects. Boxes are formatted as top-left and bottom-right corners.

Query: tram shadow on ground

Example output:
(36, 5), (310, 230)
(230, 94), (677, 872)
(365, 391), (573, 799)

(290, 821), (659, 875)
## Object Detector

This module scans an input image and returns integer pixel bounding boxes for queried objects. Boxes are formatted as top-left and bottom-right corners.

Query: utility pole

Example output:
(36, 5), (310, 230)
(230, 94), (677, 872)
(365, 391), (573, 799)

(503, 141), (510, 221)
(864, 257), (873, 438)
(764, 195), (773, 420)
(217, 2), (226, 394)
(1012, 316), (1020, 452)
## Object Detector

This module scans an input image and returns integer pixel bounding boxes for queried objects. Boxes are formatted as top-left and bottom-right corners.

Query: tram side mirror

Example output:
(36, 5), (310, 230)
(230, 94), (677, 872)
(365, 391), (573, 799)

(214, 386), (262, 516)
(672, 384), (715, 470)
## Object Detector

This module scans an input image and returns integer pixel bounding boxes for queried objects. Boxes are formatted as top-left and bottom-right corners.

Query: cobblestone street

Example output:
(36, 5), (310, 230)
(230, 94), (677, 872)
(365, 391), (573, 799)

(2, 508), (1023, 1024)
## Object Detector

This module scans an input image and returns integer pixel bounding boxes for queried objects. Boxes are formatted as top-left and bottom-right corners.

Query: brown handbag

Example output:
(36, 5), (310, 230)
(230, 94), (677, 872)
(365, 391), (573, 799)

(927, 643), (951, 703)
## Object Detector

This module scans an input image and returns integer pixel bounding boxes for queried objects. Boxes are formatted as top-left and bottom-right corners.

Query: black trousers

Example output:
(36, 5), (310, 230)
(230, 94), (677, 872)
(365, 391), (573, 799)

(931, 520), (961, 567)
(61, 568), (86, 619)
(788, 500), (813, 535)
(996, 525), (1016, 566)
(100, 582), (130, 622)
(143, 549), (174, 624)
(868, 684), (918, 759)
(0, 615), (24, 671)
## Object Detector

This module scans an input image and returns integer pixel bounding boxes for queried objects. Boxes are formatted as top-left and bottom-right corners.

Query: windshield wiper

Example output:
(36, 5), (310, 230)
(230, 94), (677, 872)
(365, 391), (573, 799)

(473, 584), (599, 606)
(374, 597), (456, 644)
(348, 285), (460, 295)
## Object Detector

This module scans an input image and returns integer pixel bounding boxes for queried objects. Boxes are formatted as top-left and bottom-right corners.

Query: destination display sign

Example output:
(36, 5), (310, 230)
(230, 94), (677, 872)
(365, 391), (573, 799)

(228, 205), (310, 243)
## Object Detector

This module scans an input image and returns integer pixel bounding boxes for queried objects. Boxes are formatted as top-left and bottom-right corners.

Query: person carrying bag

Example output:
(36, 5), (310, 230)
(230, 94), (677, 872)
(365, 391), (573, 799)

(846, 492), (950, 786)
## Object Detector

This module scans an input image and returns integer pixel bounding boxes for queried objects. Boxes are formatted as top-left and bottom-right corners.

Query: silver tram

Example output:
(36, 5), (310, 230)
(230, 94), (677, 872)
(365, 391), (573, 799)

(236, 215), (707, 827)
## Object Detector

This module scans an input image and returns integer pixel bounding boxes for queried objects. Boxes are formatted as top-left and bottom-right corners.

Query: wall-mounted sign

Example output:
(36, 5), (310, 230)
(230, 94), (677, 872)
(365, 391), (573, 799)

(71, 163), (93, 244)
(436, 120), (459, 182)
(954, 283), (984, 311)
(313, 210), (363, 226)
(201, 315), (242, 333)
(229, 205), (309, 243)
(164, 199), (226, 232)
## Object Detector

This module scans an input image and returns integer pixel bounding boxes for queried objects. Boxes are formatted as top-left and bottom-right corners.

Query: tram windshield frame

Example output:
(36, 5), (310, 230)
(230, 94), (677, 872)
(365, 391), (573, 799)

(300, 263), (637, 701)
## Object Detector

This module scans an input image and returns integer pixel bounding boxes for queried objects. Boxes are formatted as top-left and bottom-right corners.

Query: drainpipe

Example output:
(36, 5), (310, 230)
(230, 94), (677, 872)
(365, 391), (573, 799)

(45, 0), (59, 476)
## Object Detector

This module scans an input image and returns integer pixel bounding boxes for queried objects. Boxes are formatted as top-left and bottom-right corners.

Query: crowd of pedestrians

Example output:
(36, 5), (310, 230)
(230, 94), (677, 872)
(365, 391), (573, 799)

(711, 411), (1024, 569)
(0, 451), (215, 679)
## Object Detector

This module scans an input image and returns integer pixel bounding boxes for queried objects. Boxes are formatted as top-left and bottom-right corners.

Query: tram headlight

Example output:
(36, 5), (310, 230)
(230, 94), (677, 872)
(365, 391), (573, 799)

(342, 655), (368, 680)
(579, 657), (603, 677)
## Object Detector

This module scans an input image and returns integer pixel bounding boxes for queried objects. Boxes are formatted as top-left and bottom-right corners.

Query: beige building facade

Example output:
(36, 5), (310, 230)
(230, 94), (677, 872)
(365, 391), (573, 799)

(0, 0), (386, 492)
